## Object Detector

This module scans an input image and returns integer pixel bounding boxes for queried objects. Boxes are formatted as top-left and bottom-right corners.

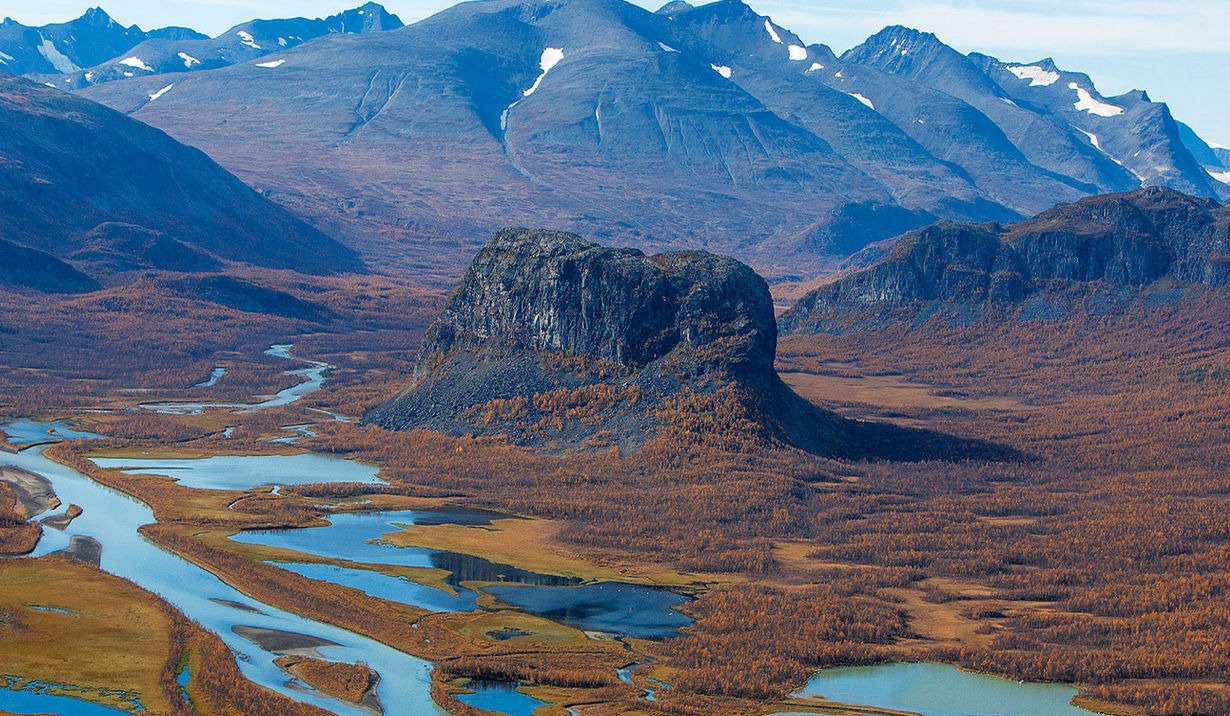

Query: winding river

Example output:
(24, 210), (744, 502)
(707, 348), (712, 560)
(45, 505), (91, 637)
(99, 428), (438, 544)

(139, 344), (332, 415)
(0, 446), (446, 716)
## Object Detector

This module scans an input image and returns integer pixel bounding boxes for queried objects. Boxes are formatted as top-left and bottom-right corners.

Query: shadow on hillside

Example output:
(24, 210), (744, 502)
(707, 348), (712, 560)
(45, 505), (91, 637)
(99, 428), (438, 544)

(769, 377), (1023, 463)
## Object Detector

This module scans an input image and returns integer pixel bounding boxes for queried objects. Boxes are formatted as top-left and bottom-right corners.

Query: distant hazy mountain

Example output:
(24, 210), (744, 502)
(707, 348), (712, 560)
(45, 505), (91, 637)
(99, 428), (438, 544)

(31, 2), (402, 91)
(0, 8), (204, 76)
(0, 74), (362, 290)
(781, 187), (1230, 334)
(68, 0), (1230, 281)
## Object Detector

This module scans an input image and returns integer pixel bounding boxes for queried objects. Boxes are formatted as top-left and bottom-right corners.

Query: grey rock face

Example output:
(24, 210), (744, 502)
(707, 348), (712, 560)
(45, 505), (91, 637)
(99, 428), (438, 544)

(423, 227), (776, 377)
(365, 228), (778, 447)
(782, 187), (1230, 333)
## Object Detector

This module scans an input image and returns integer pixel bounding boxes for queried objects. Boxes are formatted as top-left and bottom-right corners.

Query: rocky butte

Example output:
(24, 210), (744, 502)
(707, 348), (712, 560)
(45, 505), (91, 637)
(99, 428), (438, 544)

(365, 227), (1011, 461)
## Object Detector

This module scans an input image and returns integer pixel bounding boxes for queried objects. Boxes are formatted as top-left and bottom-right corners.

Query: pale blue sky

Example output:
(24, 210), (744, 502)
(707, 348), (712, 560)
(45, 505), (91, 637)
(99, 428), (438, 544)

(6, 0), (1228, 145)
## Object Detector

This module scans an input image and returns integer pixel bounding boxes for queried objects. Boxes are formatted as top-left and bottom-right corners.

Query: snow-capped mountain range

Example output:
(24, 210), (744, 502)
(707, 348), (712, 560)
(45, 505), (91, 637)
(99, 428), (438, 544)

(6, 0), (1228, 281)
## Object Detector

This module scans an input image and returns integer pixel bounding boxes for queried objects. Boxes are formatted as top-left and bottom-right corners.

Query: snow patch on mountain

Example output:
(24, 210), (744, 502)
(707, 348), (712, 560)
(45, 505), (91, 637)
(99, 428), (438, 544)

(711, 63), (732, 78)
(237, 30), (261, 49)
(1207, 169), (1230, 185)
(178, 52), (200, 68)
(1070, 83), (1122, 116)
(764, 19), (783, 44)
(788, 45), (807, 61)
(1077, 128), (1104, 152)
(658, 42), (679, 53)
(255, 59), (285, 68)
(119, 56), (153, 72)
(148, 84), (174, 101)
(38, 37), (79, 73)
(848, 92), (875, 110)
(523, 47), (564, 98)
(806, 62), (824, 72)
(1007, 64), (1059, 86)
(0, 50), (14, 65)
(501, 48), (565, 132)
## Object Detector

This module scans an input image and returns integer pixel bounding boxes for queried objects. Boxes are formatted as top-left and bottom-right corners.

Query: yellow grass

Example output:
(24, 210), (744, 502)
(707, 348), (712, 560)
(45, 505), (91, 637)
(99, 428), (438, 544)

(780, 370), (1027, 413)
(380, 515), (741, 589)
(0, 556), (172, 712)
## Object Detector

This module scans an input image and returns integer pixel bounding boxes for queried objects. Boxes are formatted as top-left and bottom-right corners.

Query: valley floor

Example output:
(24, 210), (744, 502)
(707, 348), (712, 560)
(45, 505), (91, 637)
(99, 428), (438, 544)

(1, 289), (1227, 716)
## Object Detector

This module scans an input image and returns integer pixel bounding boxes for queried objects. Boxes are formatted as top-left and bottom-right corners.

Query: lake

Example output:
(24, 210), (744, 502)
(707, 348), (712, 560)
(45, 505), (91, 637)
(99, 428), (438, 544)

(787, 662), (1098, 716)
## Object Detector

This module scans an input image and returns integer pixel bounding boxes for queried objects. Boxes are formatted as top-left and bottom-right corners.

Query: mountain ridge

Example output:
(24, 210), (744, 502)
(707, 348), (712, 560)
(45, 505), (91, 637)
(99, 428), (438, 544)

(62, 0), (1228, 284)
(0, 73), (364, 284)
(780, 186), (1230, 334)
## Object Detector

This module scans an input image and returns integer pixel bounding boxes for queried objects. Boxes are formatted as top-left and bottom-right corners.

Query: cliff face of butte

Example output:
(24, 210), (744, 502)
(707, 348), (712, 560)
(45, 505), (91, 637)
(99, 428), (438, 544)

(419, 227), (778, 387)
(365, 228), (1010, 461)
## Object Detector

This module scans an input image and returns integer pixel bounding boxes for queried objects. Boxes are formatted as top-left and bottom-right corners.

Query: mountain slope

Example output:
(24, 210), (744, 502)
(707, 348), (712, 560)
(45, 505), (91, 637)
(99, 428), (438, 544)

(73, 0), (1227, 282)
(79, 0), (901, 279)
(0, 73), (362, 279)
(781, 187), (1230, 334)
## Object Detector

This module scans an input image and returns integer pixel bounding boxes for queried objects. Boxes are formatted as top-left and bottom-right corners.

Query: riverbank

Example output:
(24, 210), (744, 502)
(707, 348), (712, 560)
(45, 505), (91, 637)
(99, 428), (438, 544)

(0, 466), (59, 517)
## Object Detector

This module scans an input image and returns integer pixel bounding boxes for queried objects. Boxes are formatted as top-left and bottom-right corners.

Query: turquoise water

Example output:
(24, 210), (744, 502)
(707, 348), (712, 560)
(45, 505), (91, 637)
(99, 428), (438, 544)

(1, 447), (445, 716)
(234, 511), (693, 638)
(2, 419), (102, 444)
(140, 344), (330, 415)
(454, 680), (549, 716)
(789, 662), (1098, 716)
(88, 453), (383, 491)
(194, 367), (227, 388)
(270, 561), (479, 613)
(0, 682), (130, 715)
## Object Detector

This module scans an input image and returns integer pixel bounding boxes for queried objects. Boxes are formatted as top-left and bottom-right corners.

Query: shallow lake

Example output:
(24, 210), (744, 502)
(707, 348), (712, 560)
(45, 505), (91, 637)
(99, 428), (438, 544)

(1, 419), (102, 445)
(788, 662), (1098, 716)
(454, 680), (549, 716)
(0, 682), (131, 715)
(484, 582), (692, 639)
(234, 510), (693, 638)
(89, 452), (384, 491)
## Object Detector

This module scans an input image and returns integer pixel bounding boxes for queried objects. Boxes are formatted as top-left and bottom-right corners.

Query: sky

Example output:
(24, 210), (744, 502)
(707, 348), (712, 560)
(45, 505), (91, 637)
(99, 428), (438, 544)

(6, 0), (1228, 145)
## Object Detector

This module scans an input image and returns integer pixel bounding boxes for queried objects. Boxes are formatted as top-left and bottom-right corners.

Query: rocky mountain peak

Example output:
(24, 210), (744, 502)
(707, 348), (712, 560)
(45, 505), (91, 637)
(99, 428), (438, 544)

(419, 227), (777, 379)
(655, 0), (695, 17)
(80, 7), (117, 27)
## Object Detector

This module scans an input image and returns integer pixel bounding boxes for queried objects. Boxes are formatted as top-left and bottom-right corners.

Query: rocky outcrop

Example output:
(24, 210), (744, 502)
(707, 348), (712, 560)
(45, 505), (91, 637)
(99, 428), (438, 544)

(782, 187), (1230, 333)
(364, 228), (777, 449)
(366, 228), (1013, 461)
(418, 228), (777, 382)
